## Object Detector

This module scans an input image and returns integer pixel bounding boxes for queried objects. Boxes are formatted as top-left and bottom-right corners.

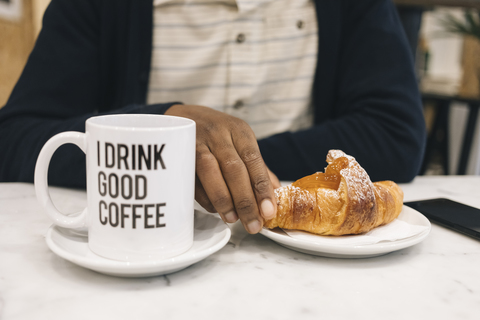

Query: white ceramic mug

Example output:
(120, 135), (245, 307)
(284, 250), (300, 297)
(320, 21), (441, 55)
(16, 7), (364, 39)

(35, 114), (196, 261)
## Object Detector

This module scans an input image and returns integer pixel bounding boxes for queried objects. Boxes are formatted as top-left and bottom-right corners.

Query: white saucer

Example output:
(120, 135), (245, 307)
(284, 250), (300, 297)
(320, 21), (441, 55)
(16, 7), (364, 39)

(46, 210), (231, 277)
(260, 205), (431, 258)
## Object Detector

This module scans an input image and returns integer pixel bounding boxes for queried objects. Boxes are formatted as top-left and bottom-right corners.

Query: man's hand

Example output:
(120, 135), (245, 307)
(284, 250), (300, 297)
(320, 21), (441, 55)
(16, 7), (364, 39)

(165, 104), (278, 234)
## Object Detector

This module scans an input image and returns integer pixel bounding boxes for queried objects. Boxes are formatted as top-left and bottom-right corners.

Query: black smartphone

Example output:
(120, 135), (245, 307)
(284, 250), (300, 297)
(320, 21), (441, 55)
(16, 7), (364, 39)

(404, 198), (480, 241)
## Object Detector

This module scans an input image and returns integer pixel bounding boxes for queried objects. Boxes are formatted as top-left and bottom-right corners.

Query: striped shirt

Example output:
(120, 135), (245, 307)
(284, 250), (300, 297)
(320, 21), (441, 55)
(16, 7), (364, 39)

(147, 0), (318, 139)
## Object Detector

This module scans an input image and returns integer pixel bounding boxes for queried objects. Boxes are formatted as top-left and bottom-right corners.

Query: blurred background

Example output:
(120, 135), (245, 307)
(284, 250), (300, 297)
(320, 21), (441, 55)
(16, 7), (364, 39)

(1, 0), (479, 176)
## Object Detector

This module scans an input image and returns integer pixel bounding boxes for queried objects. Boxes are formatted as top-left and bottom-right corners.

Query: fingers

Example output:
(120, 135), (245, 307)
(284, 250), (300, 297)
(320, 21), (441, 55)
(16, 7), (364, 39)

(195, 145), (239, 223)
(214, 147), (264, 234)
(229, 125), (277, 222)
(166, 104), (277, 234)
(197, 132), (275, 234)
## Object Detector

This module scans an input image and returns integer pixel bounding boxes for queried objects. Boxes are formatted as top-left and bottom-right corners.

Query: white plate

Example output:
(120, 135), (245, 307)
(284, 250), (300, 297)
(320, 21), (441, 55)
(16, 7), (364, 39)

(46, 210), (231, 277)
(260, 205), (431, 258)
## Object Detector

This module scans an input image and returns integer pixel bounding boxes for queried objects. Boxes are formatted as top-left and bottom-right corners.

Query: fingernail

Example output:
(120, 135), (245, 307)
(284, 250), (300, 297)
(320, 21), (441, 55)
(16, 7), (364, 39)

(247, 220), (261, 234)
(261, 199), (276, 220)
(224, 211), (238, 223)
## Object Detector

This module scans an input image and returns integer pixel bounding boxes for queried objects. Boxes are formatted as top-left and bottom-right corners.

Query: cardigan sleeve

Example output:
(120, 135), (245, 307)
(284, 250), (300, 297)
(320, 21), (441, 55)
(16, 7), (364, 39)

(258, 0), (426, 183)
(0, 0), (174, 188)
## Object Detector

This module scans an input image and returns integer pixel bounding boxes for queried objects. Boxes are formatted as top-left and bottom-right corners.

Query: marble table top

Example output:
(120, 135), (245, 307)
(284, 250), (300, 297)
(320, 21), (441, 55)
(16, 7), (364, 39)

(1, 176), (480, 319)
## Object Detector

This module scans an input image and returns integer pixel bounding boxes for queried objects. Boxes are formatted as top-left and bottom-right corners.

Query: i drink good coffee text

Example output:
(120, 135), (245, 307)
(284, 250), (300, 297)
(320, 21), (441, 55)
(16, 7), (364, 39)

(96, 141), (167, 229)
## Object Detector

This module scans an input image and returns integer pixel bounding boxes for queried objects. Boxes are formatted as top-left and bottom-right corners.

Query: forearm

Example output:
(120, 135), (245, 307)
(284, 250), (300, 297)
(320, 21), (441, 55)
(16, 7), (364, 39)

(0, 102), (178, 187)
(0, 115), (89, 187)
(258, 111), (426, 183)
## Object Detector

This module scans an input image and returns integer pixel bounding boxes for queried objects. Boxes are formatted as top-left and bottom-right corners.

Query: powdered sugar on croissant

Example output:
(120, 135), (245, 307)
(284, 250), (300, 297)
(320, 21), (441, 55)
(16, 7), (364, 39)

(264, 150), (404, 236)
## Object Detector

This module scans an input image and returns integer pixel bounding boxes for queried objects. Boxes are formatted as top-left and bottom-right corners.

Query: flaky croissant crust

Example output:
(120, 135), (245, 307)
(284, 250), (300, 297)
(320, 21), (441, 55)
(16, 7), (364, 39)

(264, 150), (404, 236)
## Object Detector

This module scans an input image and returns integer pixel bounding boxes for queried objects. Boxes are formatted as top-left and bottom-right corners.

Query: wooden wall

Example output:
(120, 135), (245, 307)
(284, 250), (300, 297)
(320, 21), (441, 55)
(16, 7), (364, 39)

(0, 0), (49, 108)
(0, 0), (35, 107)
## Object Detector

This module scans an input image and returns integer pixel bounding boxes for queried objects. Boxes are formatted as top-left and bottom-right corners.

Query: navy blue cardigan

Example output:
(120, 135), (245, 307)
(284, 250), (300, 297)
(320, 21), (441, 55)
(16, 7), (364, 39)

(0, 0), (426, 188)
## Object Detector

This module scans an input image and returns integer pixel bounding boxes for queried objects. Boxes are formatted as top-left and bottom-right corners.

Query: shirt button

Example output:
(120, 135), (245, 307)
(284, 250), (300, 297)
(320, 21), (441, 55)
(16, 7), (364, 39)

(297, 20), (304, 29)
(236, 33), (246, 43)
(233, 100), (244, 109)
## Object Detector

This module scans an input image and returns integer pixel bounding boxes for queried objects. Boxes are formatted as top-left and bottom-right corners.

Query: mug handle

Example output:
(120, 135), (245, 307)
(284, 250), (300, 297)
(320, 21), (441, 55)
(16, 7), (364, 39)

(35, 132), (88, 229)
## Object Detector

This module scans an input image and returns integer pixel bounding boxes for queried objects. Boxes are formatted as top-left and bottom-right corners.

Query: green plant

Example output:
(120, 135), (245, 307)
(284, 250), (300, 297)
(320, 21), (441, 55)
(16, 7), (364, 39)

(441, 9), (480, 40)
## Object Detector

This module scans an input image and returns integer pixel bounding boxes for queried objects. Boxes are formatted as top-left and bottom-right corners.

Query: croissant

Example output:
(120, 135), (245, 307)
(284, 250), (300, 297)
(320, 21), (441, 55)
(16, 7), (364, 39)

(264, 150), (404, 236)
